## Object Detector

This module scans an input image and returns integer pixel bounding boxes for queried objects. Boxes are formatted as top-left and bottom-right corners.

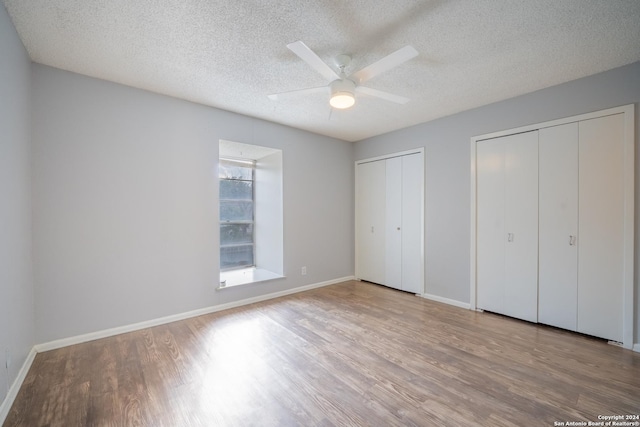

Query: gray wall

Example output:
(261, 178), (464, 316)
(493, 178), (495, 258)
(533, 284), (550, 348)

(354, 61), (640, 343)
(0, 3), (35, 405)
(32, 65), (354, 343)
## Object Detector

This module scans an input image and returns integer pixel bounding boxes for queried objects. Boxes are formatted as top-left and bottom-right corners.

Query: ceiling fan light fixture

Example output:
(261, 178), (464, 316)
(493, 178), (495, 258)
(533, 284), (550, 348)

(330, 92), (355, 109)
(330, 79), (356, 109)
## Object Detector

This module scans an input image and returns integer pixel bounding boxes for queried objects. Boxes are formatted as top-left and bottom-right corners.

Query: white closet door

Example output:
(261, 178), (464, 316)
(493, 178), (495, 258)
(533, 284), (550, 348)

(476, 138), (506, 314)
(503, 131), (538, 322)
(477, 131), (538, 321)
(401, 153), (424, 294)
(385, 157), (403, 290)
(578, 114), (625, 342)
(538, 123), (579, 331)
(356, 160), (386, 284)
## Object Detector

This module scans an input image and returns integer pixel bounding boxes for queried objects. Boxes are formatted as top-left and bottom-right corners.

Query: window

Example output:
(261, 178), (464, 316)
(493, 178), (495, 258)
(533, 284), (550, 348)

(218, 140), (284, 287)
(219, 158), (255, 270)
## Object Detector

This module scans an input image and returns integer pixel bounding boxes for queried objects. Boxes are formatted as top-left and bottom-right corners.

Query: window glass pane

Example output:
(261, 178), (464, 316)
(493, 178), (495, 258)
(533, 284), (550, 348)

(219, 164), (252, 180)
(220, 179), (252, 200)
(219, 157), (255, 271)
(220, 223), (253, 245)
(220, 200), (253, 221)
(221, 245), (254, 270)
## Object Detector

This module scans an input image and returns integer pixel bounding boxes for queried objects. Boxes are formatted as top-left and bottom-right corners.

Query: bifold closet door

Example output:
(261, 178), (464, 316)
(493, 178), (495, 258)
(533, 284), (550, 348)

(357, 152), (424, 293)
(400, 153), (423, 294)
(538, 123), (579, 331)
(578, 114), (625, 342)
(476, 131), (538, 322)
(385, 157), (403, 289)
(475, 106), (632, 345)
(384, 153), (423, 292)
(356, 160), (386, 285)
(476, 138), (506, 314)
(502, 133), (538, 322)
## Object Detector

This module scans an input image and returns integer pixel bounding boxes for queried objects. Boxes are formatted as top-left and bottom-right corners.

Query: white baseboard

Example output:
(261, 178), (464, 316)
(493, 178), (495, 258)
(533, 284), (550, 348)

(420, 293), (471, 310)
(36, 276), (354, 353)
(0, 347), (37, 425)
(633, 343), (640, 353)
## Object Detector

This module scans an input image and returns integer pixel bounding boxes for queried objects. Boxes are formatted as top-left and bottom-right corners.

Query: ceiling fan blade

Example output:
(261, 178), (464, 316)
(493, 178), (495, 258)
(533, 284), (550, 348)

(356, 86), (410, 104)
(268, 86), (328, 101)
(287, 41), (340, 82)
(351, 45), (418, 84)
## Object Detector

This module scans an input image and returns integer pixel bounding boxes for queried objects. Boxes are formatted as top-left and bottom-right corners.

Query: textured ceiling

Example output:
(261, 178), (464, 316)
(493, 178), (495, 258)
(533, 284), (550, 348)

(3, 0), (640, 142)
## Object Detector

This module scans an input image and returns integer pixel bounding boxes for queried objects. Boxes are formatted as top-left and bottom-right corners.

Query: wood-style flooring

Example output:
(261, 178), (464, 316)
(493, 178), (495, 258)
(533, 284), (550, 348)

(4, 280), (640, 426)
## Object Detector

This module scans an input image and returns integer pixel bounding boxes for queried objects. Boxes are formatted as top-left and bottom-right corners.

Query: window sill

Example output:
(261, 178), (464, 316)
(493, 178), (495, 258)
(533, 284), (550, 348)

(218, 268), (284, 290)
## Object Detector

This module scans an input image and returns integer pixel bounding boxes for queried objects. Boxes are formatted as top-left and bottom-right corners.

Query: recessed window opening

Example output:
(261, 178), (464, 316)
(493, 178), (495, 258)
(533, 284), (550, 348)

(218, 140), (284, 288)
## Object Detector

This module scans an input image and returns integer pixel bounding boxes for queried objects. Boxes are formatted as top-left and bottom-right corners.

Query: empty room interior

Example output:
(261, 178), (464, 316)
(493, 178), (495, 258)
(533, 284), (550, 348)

(2, 1), (640, 425)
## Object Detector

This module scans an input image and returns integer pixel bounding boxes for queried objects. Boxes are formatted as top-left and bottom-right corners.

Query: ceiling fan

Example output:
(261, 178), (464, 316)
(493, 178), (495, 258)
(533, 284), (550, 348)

(268, 41), (418, 110)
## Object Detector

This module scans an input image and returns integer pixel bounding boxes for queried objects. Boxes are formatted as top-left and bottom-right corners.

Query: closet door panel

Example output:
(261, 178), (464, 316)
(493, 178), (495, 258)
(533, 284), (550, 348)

(578, 114), (625, 342)
(538, 123), (578, 331)
(385, 157), (403, 290)
(356, 160), (386, 284)
(476, 139), (506, 314)
(401, 153), (424, 294)
(503, 131), (538, 322)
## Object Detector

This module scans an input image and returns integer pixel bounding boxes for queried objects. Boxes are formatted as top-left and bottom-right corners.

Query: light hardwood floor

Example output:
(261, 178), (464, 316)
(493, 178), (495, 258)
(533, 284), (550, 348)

(4, 280), (640, 426)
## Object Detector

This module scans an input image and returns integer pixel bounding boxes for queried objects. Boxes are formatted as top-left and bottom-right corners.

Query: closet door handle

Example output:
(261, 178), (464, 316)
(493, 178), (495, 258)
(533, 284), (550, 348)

(569, 235), (577, 246)
(507, 233), (514, 242)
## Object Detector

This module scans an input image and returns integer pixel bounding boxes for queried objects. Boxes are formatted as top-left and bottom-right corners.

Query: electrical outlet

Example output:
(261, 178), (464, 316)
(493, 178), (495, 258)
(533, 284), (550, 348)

(301, 266), (307, 276)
